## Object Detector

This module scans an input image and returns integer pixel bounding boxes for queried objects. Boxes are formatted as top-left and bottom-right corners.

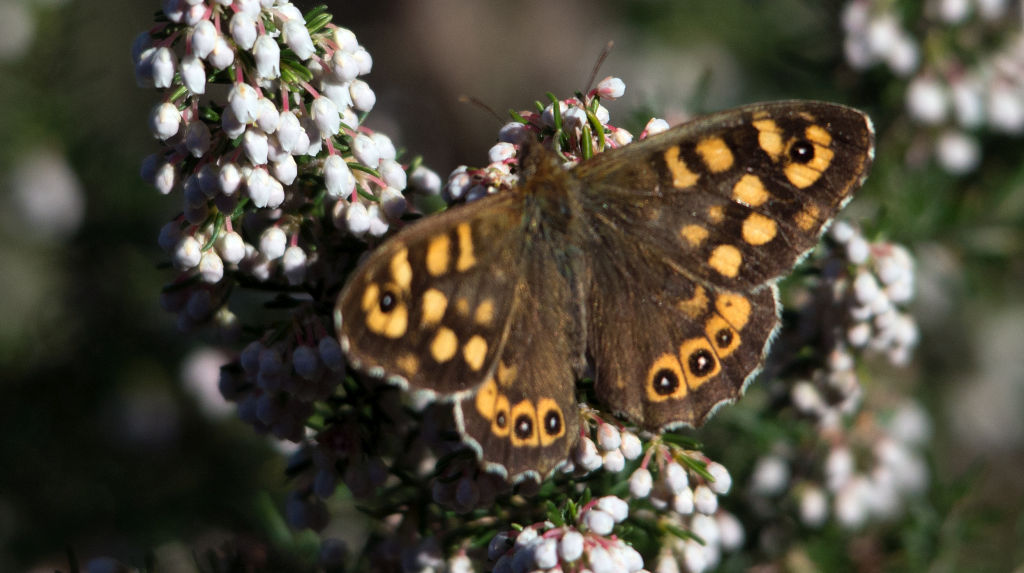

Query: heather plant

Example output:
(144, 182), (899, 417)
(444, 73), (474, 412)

(125, 1), (944, 571)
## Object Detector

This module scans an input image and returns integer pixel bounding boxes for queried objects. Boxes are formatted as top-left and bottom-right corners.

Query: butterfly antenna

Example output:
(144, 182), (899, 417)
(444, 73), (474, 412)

(459, 94), (504, 124)
(585, 41), (615, 94)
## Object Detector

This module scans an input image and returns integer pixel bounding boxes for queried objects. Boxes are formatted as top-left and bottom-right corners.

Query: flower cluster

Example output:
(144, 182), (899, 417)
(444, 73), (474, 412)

(443, 76), (630, 202)
(487, 499), (644, 573)
(138, 1), (442, 333)
(842, 0), (1024, 173)
(734, 222), (929, 550)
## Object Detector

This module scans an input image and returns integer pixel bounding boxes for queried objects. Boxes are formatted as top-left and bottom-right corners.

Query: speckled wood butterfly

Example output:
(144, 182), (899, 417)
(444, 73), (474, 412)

(335, 101), (874, 482)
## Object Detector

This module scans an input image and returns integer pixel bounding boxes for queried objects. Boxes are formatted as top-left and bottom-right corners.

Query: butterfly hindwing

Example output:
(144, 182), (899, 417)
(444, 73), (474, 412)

(454, 252), (582, 480)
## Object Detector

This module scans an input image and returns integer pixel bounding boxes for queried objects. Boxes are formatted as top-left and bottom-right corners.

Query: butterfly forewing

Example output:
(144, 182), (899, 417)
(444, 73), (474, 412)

(574, 101), (874, 290)
(336, 192), (524, 396)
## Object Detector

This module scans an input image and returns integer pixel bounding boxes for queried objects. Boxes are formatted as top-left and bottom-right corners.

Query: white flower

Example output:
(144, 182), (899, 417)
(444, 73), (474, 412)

(693, 484), (718, 514)
(582, 508), (615, 535)
(257, 98), (281, 133)
(282, 245), (307, 285)
(629, 467), (653, 498)
(846, 234), (870, 263)
(191, 19), (218, 59)
(150, 102), (181, 140)
(533, 538), (558, 569)
(283, 19), (315, 60)
(151, 46), (176, 88)
(216, 231), (246, 265)
(154, 161), (176, 195)
(596, 76), (625, 99)
(180, 53), (206, 94)
(173, 235), (202, 270)
(643, 117), (670, 137)
(331, 50), (360, 82)
(937, 0), (972, 23)
(672, 487), (694, 515)
(345, 201), (371, 236)
(618, 430), (642, 460)
(706, 461), (732, 494)
(835, 477), (871, 528)
(198, 251), (224, 283)
(333, 27), (359, 52)
(404, 166), (439, 196)
(886, 34), (919, 77)
(349, 79), (376, 112)
(273, 154), (298, 185)
(229, 82), (261, 124)
(542, 101), (568, 127)
(559, 530), (584, 562)
(243, 128), (270, 165)
(221, 106), (246, 139)
(229, 11), (258, 50)
(378, 159), (407, 190)
(936, 130), (980, 174)
(596, 495), (629, 522)
(259, 226), (287, 260)
(750, 455), (790, 496)
(825, 446), (855, 492)
(324, 154), (355, 198)
(245, 168), (273, 208)
(602, 449), (625, 473)
(716, 511), (745, 551)
(610, 127), (634, 146)
(254, 35), (281, 79)
(218, 162), (241, 196)
(906, 75), (948, 124)
(489, 142), (517, 164)
(351, 133), (380, 168)
(276, 111), (303, 153)
(497, 122), (529, 145)
(206, 35), (235, 71)
(311, 96), (341, 136)
(352, 47), (372, 74)
(665, 462), (689, 494)
(682, 539), (709, 573)
(379, 187), (407, 220)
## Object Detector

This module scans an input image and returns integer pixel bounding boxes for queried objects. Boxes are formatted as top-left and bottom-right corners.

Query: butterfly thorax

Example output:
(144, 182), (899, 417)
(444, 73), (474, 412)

(515, 143), (585, 238)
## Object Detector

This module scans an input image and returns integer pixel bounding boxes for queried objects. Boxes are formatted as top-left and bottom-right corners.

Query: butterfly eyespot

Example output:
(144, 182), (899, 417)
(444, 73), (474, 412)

(652, 368), (681, 396)
(789, 139), (815, 163)
(379, 290), (398, 312)
(514, 414), (534, 439)
(687, 348), (716, 376)
(543, 410), (562, 435)
(495, 411), (508, 429)
(715, 328), (733, 348)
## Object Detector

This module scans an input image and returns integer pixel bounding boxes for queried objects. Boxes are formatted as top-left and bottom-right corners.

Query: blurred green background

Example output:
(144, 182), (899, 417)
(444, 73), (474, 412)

(1, 0), (1022, 571)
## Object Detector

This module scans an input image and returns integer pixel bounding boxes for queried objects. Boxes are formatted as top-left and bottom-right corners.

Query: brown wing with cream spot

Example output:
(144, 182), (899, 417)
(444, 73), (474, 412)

(335, 192), (525, 397)
(583, 221), (780, 429)
(574, 101), (873, 429)
(454, 250), (581, 481)
(573, 101), (874, 291)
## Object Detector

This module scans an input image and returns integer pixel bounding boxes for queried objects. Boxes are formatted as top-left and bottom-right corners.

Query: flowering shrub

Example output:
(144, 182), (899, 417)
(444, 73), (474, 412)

(133, 1), (928, 571)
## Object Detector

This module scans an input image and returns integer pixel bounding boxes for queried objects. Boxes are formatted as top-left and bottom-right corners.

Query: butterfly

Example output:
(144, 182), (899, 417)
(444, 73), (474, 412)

(334, 101), (874, 482)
